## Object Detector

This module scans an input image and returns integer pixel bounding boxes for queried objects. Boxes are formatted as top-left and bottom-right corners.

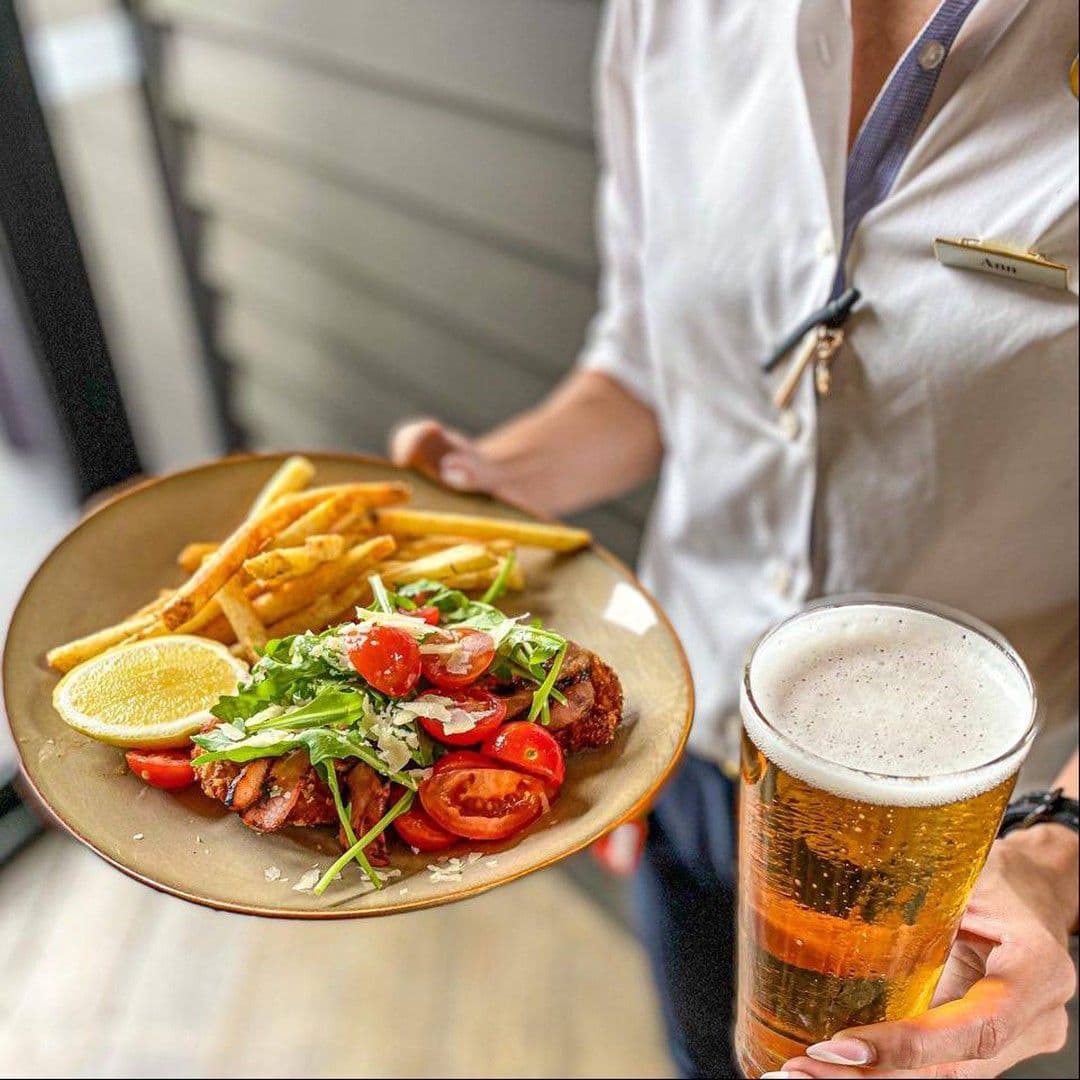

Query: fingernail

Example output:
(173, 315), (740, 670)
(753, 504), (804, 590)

(806, 1037), (874, 1065)
(761, 1072), (811, 1079)
(440, 461), (473, 489)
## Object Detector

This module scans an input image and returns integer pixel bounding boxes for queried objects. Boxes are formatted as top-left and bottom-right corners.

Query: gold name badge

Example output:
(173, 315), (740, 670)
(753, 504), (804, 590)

(933, 237), (1070, 291)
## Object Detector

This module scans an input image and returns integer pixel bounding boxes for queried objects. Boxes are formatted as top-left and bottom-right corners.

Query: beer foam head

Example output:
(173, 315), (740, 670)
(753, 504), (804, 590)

(741, 600), (1035, 806)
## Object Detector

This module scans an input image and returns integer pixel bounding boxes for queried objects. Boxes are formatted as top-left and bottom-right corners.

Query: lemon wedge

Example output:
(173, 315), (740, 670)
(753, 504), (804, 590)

(52, 636), (249, 748)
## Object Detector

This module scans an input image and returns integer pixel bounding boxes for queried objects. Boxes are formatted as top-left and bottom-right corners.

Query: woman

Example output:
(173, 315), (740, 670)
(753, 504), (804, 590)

(392, 2), (1079, 1075)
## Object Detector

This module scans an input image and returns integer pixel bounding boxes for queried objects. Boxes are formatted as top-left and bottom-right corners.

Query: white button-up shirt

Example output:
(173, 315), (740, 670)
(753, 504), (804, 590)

(580, 0), (1078, 766)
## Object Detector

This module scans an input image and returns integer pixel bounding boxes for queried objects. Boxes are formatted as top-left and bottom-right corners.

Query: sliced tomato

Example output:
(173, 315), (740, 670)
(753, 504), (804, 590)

(126, 748), (196, 791)
(393, 801), (457, 852)
(411, 605), (442, 626)
(420, 765), (547, 841)
(415, 688), (507, 747)
(420, 628), (495, 690)
(482, 721), (565, 788)
(348, 625), (421, 697)
(431, 750), (494, 777)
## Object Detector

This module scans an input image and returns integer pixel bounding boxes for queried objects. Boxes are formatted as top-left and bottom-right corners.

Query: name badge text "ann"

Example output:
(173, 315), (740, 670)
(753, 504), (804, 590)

(933, 237), (1070, 291)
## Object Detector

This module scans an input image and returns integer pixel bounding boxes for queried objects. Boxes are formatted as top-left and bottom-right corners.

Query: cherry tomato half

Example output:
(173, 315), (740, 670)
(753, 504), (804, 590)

(431, 750), (494, 777)
(393, 801), (458, 852)
(420, 628), (495, 690)
(126, 748), (196, 791)
(416, 688), (507, 747)
(420, 765), (547, 841)
(348, 625), (421, 697)
(482, 721), (565, 788)
(412, 605), (442, 626)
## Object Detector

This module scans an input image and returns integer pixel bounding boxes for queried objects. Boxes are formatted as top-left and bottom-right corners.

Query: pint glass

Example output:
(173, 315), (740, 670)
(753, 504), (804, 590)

(735, 597), (1036, 1077)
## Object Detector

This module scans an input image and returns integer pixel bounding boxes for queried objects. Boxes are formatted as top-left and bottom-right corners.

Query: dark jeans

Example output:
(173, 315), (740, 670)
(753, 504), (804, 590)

(633, 752), (740, 1079)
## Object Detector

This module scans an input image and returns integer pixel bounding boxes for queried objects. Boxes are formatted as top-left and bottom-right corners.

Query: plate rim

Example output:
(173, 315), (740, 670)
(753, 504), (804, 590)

(3, 450), (694, 919)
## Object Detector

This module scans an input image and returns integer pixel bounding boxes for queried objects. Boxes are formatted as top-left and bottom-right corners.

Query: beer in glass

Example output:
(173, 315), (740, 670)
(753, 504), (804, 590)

(735, 597), (1036, 1077)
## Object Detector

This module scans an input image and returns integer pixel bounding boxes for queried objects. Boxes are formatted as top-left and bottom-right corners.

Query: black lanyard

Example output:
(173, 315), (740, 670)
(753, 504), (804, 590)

(761, 286), (861, 374)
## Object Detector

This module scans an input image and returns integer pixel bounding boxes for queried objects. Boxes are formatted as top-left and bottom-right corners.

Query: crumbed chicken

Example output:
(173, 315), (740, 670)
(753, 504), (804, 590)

(490, 642), (623, 752)
(191, 739), (385, 863)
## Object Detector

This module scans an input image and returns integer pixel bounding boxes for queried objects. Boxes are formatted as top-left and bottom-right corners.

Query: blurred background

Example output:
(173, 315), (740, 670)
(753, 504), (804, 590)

(0, 1), (670, 1075)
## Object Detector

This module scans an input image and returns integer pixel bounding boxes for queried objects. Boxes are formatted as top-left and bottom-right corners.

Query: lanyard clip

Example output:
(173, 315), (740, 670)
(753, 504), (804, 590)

(761, 287), (861, 374)
(772, 325), (845, 410)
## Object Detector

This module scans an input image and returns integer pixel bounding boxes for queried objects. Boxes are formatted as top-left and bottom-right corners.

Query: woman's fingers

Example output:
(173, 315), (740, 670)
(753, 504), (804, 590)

(389, 419), (491, 491)
(810, 974), (1017, 1070)
(779, 944), (1072, 1078)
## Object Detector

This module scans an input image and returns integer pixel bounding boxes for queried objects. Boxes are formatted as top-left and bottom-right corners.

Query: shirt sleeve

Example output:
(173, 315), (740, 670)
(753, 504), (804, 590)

(576, 0), (656, 410)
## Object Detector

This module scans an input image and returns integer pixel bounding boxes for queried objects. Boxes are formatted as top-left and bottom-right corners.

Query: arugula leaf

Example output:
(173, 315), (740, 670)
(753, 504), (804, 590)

(527, 640), (567, 723)
(316, 761), (380, 888)
(369, 574), (394, 614)
(191, 725), (420, 784)
(212, 627), (353, 723)
(245, 686), (369, 733)
(314, 788), (415, 896)
(397, 579), (475, 620)
(480, 552), (515, 604)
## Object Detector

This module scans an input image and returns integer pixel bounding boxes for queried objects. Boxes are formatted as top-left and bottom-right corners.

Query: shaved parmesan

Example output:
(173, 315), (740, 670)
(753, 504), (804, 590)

(398, 694), (495, 735)
(418, 642), (461, 655)
(292, 868), (322, 892)
(351, 610), (436, 638)
(376, 727), (413, 773)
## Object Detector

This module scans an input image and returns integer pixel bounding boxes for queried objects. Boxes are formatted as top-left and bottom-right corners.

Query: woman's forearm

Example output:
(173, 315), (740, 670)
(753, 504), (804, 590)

(475, 370), (663, 516)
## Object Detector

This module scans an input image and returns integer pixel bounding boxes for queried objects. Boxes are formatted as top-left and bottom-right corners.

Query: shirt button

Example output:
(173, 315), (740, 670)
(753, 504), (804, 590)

(778, 409), (802, 441)
(918, 40), (947, 71)
(767, 560), (795, 599)
(815, 228), (836, 258)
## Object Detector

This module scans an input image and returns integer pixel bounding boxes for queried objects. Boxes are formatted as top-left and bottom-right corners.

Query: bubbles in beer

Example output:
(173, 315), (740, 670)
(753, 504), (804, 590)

(741, 603), (1033, 806)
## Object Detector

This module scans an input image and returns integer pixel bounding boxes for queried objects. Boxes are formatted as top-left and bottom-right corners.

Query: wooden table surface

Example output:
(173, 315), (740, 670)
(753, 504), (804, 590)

(0, 832), (673, 1077)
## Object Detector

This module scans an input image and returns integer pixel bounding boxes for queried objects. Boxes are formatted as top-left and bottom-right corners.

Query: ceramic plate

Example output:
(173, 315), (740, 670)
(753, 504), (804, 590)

(3, 454), (692, 917)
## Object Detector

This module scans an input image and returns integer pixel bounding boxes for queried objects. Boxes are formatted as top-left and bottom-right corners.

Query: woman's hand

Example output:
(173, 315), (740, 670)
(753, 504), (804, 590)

(390, 419), (495, 494)
(768, 824), (1078, 1079)
(389, 369), (662, 516)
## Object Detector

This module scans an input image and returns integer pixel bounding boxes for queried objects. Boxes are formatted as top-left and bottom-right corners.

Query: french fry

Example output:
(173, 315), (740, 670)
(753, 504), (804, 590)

(392, 534), (473, 559)
(216, 577), (268, 662)
(266, 576), (372, 639)
(129, 589), (174, 618)
(177, 541), (219, 573)
(46, 612), (160, 672)
(329, 508), (369, 535)
(441, 554), (525, 594)
(246, 455), (316, 518)
(271, 494), (348, 549)
(252, 535), (396, 625)
(324, 576), (382, 627)
(191, 614), (233, 645)
(243, 534), (346, 583)
(304, 534), (346, 561)
(164, 486), (408, 628)
(275, 482), (410, 515)
(375, 507), (590, 552)
(370, 559), (405, 580)
(383, 544), (496, 585)
(441, 567), (500, 591)
(159, 496), (320, 630)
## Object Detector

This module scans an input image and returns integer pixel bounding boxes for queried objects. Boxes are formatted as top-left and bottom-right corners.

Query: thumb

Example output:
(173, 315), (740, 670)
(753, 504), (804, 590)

(388, 418), (493, 493)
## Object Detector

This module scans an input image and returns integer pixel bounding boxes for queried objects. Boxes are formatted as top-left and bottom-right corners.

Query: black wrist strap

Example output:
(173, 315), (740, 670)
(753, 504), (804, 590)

(998, 788), (1080, 838)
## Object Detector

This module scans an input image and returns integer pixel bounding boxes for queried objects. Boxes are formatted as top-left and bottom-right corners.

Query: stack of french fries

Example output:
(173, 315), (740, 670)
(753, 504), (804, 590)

(46, 456), (591, 672)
